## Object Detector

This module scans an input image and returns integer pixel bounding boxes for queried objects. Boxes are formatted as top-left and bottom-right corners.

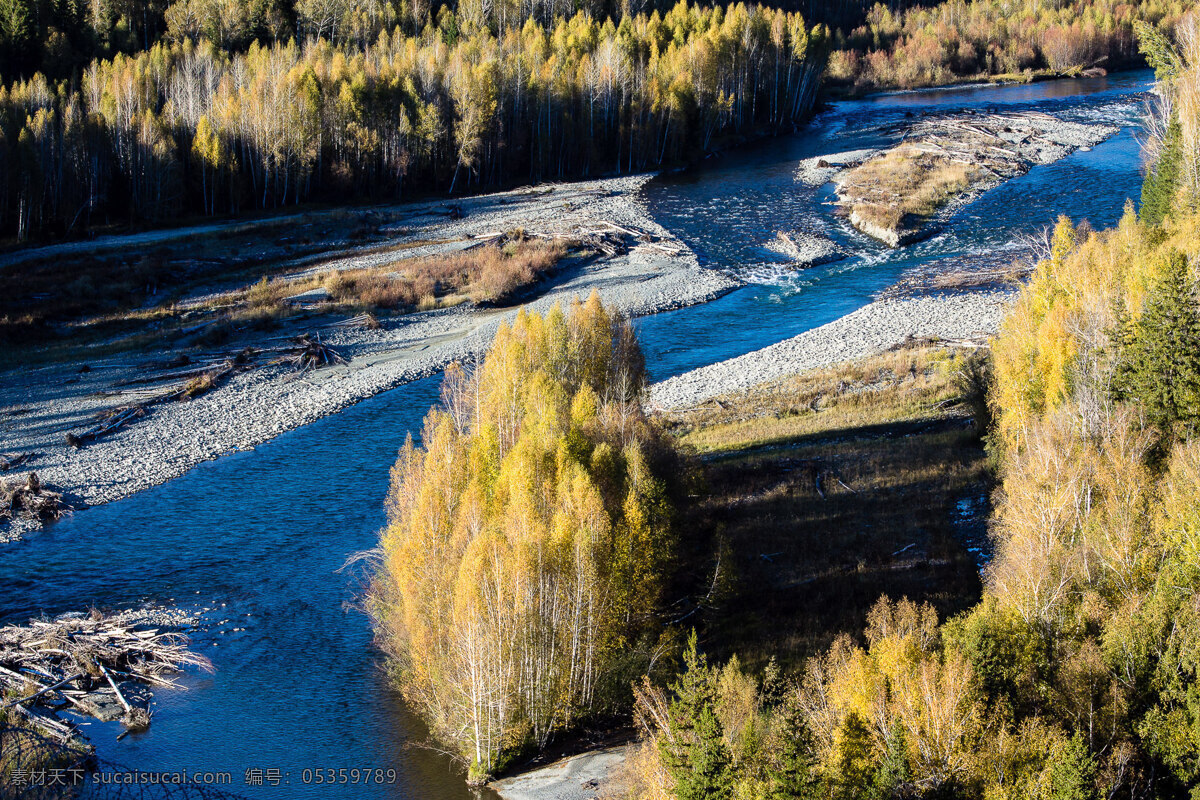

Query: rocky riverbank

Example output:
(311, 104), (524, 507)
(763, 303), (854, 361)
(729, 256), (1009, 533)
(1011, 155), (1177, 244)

(490, 745), (633, 800)
(0, 175), (737, 542)
(649, 286), (1016, 410)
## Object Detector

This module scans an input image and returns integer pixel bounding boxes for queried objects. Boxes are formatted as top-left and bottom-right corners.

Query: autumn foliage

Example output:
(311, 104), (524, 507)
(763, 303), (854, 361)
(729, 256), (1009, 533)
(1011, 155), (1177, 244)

(631, 17), (1200, 799)
(373, 293), (677, 781)
(827, 0), (1193, 90)
(0, 2), (826, 240)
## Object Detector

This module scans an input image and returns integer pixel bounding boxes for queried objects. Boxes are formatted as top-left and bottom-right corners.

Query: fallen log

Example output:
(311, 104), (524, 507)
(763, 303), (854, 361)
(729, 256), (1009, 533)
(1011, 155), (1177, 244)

(65, 404), (145, 448)
(65, 351), (253, 447)
(0, 611), (211, 740)
(100, 665), (132, 715)
(0, 452), (38, 471)
(0, 671), (85, 709)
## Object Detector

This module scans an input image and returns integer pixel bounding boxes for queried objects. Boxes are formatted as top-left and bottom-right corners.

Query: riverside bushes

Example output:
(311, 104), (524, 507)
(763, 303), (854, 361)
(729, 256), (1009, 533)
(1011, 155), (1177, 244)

(372, 293), (678, 782)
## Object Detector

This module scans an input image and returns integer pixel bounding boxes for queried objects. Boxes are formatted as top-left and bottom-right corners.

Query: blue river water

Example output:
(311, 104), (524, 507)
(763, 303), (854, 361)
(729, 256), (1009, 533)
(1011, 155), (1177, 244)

(0, 70), (1154, 798)
(636, 70), (1151, 378)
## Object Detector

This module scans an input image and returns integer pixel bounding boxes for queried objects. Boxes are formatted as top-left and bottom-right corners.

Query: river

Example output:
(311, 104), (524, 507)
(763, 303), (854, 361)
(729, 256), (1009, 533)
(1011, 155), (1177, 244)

(0, 70), (1153, 798)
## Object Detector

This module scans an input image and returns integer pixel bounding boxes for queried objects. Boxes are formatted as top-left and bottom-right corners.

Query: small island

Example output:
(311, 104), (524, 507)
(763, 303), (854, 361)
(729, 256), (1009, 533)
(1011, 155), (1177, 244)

(835, 111), (1116, 245)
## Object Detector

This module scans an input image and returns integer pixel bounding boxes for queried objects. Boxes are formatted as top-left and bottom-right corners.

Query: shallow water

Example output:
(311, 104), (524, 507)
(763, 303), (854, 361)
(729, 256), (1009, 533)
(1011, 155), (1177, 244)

(635, 70), (1152, 380)
(0, 71), (1154, 798)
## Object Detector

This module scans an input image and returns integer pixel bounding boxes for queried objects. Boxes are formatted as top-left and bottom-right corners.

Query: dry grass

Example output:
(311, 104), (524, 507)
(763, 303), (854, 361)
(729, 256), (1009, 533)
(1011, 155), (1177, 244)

(664, 347), (969, 454)
(611, 741), (673, 800)
(320, 239), (567, 310)
(323, 268), (422, 310)
(181, 238), (570, 353)
(4, 230), (571, 369)
(840, 147), (982, 233)
(666, 346), (990, 669)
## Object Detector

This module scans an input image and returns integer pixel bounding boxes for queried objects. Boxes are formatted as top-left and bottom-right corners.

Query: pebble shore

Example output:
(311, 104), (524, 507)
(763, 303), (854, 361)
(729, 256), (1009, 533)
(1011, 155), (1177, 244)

(3, 175), (1022, 542)
(0, 175), (736, 541)
(648, 288), (1016, 410)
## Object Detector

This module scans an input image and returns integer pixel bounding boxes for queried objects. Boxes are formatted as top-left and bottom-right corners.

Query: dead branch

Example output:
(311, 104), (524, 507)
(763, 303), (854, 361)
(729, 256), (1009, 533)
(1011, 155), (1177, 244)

(0, 473), (72, 522)
(0, 452), (38, 471)
(0, 611), (212, 741)
(276, 332), (348, 371)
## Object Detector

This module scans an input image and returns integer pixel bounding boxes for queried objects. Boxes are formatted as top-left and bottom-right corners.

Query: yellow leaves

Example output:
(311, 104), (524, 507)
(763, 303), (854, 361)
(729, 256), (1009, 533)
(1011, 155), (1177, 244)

(1033, 304), (1076, 411)
(865, 595), (939, 654)
(991, 218), (1081, 444)
(889, 650), (982, 783)
(988, 214), (1200, 629)
(1155, 440), (1200, 587)
(570, 384), (600, 430)
(191, 113), (222, 168)
(799, 598), (985, 789)
(715, 655), (760, 758)
(375, 296), (672, 772)
(990, 210), (1199, 455)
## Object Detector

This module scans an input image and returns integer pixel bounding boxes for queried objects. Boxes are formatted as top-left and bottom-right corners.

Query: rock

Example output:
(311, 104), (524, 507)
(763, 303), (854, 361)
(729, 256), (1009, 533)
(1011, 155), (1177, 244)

(765, 231), (847, 267)
(848, 209), (928, 248)
(490, 745), (632, 800)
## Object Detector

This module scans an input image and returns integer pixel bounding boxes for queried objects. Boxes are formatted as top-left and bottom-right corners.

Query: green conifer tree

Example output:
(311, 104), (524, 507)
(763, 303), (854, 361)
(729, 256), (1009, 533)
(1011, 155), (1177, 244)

(1113, 251), (1200, 437)
(660, 632), (735, 800)
(1141, 118), (1183, 226)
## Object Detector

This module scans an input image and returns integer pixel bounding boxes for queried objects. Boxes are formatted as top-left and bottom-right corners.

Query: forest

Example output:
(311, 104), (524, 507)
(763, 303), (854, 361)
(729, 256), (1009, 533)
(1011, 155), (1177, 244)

(4, 0), (1194, 242)
(0, 0), (825, 239)
(626, 13), (1200, 799)
(828, 0), (1193, 89)
(361, 13), (1200, 794)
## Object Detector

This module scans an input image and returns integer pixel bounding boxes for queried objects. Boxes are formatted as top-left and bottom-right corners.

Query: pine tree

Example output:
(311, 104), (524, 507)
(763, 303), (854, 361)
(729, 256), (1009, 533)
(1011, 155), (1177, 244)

(767, 699), (821, 800)
(0, 0), (33, 74)
(1045, 734), (1097, 800)
(660, 632), (735, 800)
(1113, 251), (1200, 437)
(867, 724), (913, 800)
(1141, 118), (1183, 226)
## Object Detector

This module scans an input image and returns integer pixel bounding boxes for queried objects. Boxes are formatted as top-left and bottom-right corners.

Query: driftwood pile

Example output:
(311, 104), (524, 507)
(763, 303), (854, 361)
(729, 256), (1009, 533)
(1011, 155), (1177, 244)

(322, 312), (379, 330)
(276, 332), (347, 371)
(0, 613), (212, 743)
(893, 112), (1093, 180)
(0, 473), (71, 523)
(60, 333), (348, 449)
(0, 452), (38, 472)
(835, 111), (1115, 245)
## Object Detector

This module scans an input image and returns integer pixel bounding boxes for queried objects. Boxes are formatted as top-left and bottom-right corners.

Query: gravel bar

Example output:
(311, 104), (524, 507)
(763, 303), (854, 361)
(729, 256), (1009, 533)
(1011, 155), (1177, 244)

(648, 288), (1016, 410)
(0, 175), (737, 541)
